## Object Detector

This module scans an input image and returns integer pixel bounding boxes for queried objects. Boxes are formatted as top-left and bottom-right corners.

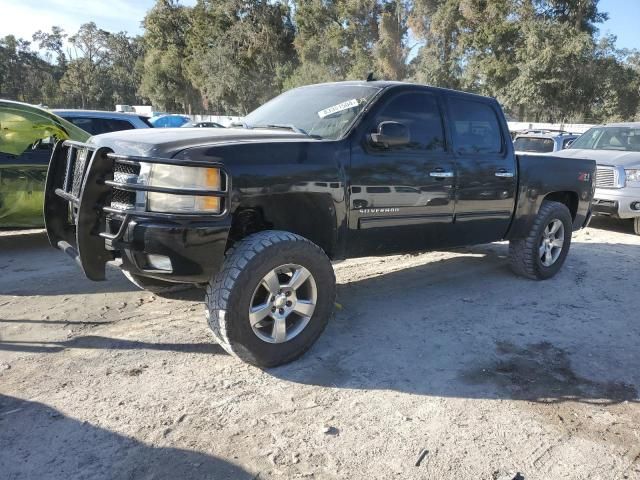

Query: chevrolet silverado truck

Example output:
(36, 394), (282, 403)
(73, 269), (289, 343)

(44, 81), (596, 367)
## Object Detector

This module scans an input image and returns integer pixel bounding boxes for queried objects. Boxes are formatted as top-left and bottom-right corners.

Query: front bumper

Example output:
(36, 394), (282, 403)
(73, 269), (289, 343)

(44, 141), (231, 283)
(592, 188), (640, 219)
(116, 219), (231, 284)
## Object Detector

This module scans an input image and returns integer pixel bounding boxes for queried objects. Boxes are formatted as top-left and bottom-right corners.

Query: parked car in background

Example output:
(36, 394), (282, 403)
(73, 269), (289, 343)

(53, 110), (152, 134)
(149, 114), (190, 128)
(513, 130), (580, 154)
(0, 108), (150, 228)
(181, 121), (224, 128)
(554, 123), (640, 234)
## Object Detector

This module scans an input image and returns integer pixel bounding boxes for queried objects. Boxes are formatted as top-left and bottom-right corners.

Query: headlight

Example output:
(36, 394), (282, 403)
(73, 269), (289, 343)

(625, 169), (640, 186)
(147, 164), (222, 213)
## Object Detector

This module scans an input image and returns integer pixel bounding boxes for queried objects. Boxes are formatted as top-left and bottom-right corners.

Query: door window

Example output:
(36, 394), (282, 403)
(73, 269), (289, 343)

(449, 98), (503, 154)
(372, 92), (445, 152)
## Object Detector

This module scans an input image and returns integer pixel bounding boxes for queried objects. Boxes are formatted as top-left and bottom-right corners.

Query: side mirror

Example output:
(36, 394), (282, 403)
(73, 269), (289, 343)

(369, 121), (410, 148)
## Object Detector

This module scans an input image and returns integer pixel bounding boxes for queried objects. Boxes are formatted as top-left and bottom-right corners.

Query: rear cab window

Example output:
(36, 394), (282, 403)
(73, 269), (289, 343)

(448, 97), (503, 154)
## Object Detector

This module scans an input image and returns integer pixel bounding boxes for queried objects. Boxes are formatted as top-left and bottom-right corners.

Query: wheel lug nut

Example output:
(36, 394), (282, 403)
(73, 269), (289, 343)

(271, 307), (276, 312)
(286, 301), (292, 307)
(279, 308), (285, 314)
(285, 291), (291, 297)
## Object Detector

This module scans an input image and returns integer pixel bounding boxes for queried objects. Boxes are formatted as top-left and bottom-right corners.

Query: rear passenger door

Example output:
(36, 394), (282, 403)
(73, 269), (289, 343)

(446, 95), (517, 244)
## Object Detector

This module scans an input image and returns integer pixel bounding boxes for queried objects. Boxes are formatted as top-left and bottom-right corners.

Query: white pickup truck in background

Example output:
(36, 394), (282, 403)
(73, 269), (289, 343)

(555, 122), (640, 235)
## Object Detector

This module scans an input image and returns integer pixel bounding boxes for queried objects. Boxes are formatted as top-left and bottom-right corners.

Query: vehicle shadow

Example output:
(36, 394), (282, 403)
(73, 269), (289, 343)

(269, 240), (640, 405)
(0, 230), (139, 296)
(0, 335), (224, 355)
(0, 230), (201, 297)
(588, 216), (635, 235)
(0, 394), (253, 480)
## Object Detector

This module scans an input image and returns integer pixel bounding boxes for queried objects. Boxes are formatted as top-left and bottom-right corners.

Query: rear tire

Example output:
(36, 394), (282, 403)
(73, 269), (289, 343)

(206, 230), (336, 368)
(122, 270), (194, 295)
(509, 200), (573, 280)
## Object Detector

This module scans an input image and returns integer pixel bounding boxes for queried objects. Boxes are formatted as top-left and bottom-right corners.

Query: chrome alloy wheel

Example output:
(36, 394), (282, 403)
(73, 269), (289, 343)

(539, 219), (565, 267)
(249, 264), (318, 344)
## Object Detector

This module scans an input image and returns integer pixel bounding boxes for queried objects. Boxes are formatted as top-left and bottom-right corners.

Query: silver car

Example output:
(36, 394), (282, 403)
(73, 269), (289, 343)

(555, 123), (640, 234)
(513, 129), (580, 155)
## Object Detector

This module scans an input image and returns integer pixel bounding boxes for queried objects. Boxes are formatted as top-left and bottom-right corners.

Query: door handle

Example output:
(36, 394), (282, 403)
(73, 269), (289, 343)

(495, 169), (514, 178)
(429, 171), (454, 178)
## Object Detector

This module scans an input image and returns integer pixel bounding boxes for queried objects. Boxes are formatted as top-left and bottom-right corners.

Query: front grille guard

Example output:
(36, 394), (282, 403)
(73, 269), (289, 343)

(44, 140), (229, 280)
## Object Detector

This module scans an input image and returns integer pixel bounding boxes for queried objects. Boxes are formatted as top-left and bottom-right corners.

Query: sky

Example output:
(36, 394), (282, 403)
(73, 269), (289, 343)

(0, 0), (638, 50)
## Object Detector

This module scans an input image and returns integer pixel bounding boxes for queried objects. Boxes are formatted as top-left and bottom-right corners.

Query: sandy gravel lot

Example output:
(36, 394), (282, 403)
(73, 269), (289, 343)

(1, 218), (639, 480)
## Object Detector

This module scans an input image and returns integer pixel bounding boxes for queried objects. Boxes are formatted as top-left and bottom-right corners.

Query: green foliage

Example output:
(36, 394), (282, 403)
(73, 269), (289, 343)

(0, 0), (638, 123)
(186, 0), (297, 115)
(410, 0), (640, 123)
(139, 0), (199, 112)
(286, 0), (407, 87)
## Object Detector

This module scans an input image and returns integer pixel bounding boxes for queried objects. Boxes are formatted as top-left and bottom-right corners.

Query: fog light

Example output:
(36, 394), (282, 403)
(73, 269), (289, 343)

(147, 254), (172, 271)
(631, 202), (640, 211)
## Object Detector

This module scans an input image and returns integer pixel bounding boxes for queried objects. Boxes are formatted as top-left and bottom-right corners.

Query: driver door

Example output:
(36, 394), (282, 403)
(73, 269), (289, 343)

(347, 89), (457, 256)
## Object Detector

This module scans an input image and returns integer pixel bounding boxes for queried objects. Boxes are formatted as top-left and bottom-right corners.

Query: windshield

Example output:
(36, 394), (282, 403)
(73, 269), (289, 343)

(242, 84), (382, 140)
(570, 126), (640, 152)
(513, 136), (555, 153)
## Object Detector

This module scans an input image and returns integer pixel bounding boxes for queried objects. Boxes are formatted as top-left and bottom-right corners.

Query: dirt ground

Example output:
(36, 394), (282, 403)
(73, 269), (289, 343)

(0, 217), (639, 480)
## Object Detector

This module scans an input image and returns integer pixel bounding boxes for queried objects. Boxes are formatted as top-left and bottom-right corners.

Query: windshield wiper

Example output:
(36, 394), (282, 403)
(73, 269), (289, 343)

(229, 120), (252, 129)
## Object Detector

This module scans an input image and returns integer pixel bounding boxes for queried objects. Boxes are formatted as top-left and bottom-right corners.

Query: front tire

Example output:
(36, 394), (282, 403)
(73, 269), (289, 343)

(509, 200), (573, 280)
(206, 231), (336, 368)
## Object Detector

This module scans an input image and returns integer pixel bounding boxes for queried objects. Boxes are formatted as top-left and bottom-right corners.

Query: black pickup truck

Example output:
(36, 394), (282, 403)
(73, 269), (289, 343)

(44, 81), (596, 367)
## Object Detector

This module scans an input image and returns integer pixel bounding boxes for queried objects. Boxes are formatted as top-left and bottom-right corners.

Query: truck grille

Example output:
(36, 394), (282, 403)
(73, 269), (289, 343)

(596, 166), (617, 188)
(110, 162), (140, 210)
(71, 149), (89, 197)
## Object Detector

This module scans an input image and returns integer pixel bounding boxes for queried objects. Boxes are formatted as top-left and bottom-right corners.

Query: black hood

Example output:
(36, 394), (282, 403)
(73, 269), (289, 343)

(88, 126), (315, 158)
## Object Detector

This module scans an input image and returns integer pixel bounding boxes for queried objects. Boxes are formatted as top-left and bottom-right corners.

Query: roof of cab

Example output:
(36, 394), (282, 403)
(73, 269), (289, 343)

(294, 80), (498, 102)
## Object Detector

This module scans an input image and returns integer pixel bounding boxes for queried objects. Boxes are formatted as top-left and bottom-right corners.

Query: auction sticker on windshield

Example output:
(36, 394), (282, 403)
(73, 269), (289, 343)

(318, 99), (360, 118)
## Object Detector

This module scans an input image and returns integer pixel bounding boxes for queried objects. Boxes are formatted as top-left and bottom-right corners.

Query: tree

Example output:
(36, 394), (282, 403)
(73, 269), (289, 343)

(375, 1), (408, 80)
(139, 0), (198, 112)
(186, 0), (296, 115)
(104, 33), (145, 106)
(33, 26), (67, 69)
(409, 0), (464, 89)
(0, 35), (56, 105)
(59, 22), (110, 108)
(287, 0), (409, 87)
